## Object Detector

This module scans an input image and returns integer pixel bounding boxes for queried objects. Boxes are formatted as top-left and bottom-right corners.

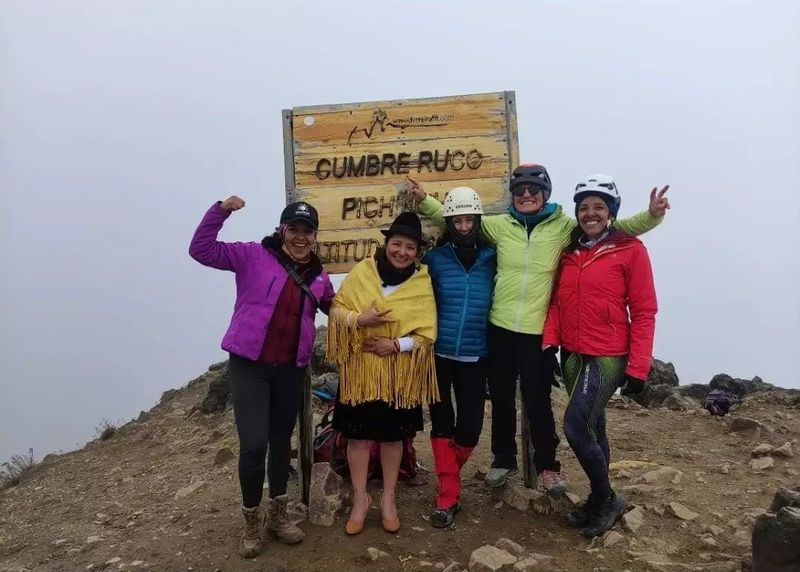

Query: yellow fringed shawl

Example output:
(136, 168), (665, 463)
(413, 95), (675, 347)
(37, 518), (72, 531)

(326, 257), (439, 408)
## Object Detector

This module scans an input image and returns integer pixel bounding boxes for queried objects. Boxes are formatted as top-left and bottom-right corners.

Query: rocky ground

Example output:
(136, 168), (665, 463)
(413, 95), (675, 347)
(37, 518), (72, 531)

(1, 353), (799, 572)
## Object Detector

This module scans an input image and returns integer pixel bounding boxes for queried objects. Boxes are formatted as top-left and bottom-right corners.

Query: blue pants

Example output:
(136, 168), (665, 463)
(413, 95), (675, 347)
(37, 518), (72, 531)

(562, 353), (626, 500)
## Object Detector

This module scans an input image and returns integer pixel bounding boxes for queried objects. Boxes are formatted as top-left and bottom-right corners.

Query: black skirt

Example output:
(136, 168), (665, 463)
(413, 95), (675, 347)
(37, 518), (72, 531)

(332, 397), (423, 442)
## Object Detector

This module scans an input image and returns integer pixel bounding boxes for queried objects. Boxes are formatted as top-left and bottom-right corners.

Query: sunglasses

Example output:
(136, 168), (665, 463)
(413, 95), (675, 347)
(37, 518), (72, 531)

(511, 185), (544, 198)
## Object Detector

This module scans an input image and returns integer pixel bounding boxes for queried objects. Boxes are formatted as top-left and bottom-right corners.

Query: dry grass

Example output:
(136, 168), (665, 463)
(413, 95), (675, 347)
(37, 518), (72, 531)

(1, 448), (37, 490)
(95, 418), (118, 441)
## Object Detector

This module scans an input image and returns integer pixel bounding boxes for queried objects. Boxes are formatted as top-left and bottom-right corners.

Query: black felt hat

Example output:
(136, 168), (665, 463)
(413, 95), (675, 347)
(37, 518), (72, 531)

(380, 212), (427, 245)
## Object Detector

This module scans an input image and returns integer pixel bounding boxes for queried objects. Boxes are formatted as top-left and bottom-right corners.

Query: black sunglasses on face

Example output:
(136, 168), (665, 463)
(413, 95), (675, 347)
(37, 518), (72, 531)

(511, 185), (544, 197)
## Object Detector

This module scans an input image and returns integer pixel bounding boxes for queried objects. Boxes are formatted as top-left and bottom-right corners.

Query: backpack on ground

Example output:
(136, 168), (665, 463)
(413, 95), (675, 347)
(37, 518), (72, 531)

(703, 389), (738, 416)
(312, 403), (418, 480)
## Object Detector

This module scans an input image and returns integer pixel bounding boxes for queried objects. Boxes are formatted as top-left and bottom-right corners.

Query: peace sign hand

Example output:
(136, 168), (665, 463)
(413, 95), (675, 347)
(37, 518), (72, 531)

(356, 301), (395, 327)
(648, 186), (671, 218)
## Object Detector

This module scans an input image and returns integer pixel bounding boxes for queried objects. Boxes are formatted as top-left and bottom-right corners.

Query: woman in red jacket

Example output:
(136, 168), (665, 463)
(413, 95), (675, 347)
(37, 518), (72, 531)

(543, 174), (659, 538)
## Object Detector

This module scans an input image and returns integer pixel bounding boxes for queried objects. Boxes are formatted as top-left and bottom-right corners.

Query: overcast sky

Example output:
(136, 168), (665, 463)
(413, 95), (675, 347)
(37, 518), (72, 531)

(1, 0), (798, 463)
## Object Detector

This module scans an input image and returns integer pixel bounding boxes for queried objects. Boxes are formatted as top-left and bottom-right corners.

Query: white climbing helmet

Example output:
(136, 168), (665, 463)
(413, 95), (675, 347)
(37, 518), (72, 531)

(574, 174), (621, 215)
(442, 186), (484, 217)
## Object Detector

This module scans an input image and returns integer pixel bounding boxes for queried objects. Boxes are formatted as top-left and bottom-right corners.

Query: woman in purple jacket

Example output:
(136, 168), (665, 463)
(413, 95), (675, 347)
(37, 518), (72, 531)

(189, 195), (335, 558)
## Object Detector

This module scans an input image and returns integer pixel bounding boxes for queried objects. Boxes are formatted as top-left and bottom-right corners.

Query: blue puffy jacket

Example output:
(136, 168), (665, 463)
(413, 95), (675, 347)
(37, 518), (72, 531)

(422, 244), (497, 357)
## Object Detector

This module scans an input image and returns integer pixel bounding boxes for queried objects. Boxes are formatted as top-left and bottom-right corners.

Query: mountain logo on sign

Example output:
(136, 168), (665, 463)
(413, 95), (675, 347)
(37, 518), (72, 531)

(347, 107), (453, 145)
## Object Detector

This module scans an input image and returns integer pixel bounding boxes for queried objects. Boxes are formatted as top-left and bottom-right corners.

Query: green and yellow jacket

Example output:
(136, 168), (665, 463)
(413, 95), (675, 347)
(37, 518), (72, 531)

(418, 195), (662, 335)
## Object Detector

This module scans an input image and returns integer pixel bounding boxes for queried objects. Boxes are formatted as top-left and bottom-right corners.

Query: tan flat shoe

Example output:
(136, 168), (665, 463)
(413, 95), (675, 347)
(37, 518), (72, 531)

(382, 516), (400, 533)
(345, 519), (365, 535)
(345, 493), (371, 536)
(379, 494), (400, 533)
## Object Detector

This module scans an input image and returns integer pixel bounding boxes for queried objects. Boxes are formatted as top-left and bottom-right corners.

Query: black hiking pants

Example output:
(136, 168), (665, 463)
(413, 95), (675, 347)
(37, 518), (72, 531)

(429, 355), (487, 447)
(487, 324), (561, 473)
(229, 353), (304, 508)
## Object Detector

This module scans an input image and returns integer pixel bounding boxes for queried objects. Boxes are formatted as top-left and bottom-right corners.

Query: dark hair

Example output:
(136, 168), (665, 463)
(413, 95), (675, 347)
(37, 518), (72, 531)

(565, 225), (579, 251)
(261, 232), (283, 250)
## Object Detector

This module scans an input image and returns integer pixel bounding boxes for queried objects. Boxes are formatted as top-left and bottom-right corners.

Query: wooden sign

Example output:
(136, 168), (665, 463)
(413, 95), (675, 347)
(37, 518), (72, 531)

(282, 91), (519, 273)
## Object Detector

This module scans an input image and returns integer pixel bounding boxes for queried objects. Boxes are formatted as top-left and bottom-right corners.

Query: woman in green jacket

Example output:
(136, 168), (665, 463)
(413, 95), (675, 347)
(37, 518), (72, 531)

(408, 165), (669, 493)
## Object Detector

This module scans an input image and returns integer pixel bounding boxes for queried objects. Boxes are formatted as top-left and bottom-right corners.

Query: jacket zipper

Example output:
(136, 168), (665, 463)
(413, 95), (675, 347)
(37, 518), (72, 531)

(455, 278), (470, 355)
(576, 251), (582, 347)
(571, 241), (632, 344)
(514, 223), (532, 331)
(452, 244), (476, 355)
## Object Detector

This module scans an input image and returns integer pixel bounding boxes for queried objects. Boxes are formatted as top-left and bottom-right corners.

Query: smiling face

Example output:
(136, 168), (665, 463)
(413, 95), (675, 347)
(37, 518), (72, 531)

(282, 222), (316, 261)
(577, 196), (612, 239)
(512, 185), (545, 214)
(385, 235), (418, 270)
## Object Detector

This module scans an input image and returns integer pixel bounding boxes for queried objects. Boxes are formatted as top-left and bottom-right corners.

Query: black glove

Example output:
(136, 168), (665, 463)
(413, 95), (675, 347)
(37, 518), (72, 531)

(542, 346), (562, 387)
(620, 375), (645, 396)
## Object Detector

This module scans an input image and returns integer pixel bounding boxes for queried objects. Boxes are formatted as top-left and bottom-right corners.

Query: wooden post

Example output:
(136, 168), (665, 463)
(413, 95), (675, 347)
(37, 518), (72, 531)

(520, 390), (538, 489)
(284, 107), (314, 505)
(298, 367), (314, 505)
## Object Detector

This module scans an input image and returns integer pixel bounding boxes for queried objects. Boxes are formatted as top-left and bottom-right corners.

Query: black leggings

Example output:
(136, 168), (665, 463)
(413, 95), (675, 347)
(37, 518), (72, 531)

(563, 353), (626, 500)
(229, 353), (303, 508)
(487, 324), (560, 472)
(429, 356), (487, 447)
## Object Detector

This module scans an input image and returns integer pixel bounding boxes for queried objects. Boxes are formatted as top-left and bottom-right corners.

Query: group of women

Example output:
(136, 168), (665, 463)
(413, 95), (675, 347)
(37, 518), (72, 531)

(189, 164), (670, 557)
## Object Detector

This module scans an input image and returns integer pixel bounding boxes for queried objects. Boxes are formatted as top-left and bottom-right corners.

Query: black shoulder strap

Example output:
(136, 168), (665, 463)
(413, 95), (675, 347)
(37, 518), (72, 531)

(277, 255), (319, 308)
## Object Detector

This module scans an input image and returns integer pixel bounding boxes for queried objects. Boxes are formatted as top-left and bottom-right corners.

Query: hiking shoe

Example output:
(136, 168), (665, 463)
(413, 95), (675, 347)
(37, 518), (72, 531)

(565, 496), (600, 528)
(581, 492), (627, 538)
(431, 502), (461, 528)
(538, 469), (568, 496)
(266, 494), (305, 544)
(485, 467), (517, 488)
(239, 506), (265, 558)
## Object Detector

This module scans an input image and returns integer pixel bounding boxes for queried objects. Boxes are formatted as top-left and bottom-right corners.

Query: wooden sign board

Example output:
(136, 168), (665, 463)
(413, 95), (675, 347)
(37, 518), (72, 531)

(282, 91), (519, 273)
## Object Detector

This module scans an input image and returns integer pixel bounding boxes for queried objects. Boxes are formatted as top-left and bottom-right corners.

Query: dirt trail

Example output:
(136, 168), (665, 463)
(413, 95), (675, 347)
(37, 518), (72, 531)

(1, 368), (797, 572)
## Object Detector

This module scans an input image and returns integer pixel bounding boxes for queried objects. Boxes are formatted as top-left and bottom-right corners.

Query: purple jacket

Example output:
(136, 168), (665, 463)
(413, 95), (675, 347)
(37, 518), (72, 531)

(189, 203), (335, 367)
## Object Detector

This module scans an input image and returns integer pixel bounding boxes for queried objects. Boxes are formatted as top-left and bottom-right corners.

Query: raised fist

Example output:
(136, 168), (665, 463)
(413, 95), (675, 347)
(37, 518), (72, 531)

(220, 196), (246, 212)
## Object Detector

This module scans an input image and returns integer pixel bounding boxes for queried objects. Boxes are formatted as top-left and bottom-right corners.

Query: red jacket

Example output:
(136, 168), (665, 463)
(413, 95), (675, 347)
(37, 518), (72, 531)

(543, 231), (657, 380)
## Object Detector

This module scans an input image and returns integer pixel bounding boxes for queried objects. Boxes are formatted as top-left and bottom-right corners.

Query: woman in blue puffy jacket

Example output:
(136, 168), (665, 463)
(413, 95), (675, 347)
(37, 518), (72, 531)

(421, 186), (496, 528)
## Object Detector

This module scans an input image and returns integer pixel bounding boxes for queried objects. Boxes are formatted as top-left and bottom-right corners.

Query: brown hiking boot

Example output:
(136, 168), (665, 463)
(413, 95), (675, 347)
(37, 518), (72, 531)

(239, 506), (265, 558)
(266, 494), (305, 544)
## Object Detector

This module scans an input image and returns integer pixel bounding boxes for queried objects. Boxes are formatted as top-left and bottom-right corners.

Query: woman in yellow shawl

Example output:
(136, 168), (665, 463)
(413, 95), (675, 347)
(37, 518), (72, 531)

(327, 212), (438, 536)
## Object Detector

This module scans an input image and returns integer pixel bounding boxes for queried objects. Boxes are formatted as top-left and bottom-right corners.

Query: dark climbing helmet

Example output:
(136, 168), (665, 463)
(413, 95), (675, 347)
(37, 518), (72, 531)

(510, 164), (552, 202)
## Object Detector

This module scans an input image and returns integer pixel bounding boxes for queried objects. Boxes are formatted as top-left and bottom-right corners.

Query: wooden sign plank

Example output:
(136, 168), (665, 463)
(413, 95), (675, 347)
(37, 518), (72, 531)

(292, 95), (507, 147)
(283, 91), (519, 274)
(297, 177), (510, 233)
(293, 135), (511, 189)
